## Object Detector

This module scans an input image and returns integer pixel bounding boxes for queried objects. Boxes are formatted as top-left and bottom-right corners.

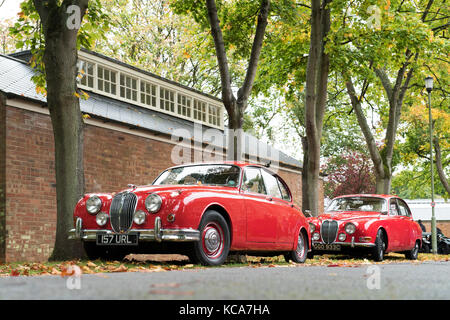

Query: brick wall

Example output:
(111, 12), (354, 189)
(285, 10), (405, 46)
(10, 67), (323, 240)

(2, 103), (307, 262)
(421, 221), (450, 238)
(0, 94), (6, 263)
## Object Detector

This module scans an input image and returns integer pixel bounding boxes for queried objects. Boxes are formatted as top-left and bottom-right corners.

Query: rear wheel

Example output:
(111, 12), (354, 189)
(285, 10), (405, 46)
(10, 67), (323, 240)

(286, 231), (308, 263)
(193, 210), (230, 266)
(405, 240), (419, 260)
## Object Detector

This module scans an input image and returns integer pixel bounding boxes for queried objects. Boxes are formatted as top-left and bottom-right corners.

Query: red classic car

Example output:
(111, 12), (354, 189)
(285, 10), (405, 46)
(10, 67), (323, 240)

(307, 194), (423, 261)
(68, 162), (311, 265)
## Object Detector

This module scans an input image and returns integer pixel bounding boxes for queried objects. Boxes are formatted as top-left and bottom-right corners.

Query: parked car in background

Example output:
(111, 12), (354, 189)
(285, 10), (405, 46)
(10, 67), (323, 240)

(308, 194), (423, 261)
(421, 232), (450, 254)
(69, 162), (311, 265)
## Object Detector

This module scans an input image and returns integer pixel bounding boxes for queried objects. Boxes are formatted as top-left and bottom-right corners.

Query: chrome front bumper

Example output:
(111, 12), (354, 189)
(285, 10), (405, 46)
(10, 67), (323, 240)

(312, 238), (375, 248)
(68, 217), (200, 242)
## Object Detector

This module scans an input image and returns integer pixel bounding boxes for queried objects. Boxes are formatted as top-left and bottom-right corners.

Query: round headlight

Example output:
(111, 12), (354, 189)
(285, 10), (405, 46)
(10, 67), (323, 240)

(133, 210), (147, 225)
(145, 193), (162, 213)
(345, 223), (356, 234)
(86, 195), (102, 215)
(338, 233), (346, 241)
(96, 212), (109, 226)
(309, 223), (316, 233)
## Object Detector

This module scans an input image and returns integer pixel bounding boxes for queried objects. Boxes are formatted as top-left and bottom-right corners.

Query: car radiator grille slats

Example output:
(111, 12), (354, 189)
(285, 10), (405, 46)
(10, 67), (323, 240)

(109, 192), (137, 233)
(321, 220), (338, 244)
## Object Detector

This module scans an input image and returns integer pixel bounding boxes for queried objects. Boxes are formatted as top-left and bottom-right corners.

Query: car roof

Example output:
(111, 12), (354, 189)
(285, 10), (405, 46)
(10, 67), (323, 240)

(333, 194), (399, 200)
(167, 161), (266, 169)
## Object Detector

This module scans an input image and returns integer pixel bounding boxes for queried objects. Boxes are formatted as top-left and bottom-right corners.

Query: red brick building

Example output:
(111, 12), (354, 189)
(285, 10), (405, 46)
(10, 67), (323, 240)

(0, 50), (323, 262)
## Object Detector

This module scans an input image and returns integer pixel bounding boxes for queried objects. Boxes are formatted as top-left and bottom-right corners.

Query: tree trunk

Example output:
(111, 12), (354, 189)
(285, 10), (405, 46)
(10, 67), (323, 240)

(301, 136), (309, 214)
(34, 0), (88, 260)
(434, 138), (450, 195)
(302, 0), (330, 216)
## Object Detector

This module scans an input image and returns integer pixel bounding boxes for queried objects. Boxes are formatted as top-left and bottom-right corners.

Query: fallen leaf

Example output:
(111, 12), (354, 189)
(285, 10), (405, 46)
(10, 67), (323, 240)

(51, 268), (61, 275)
(10, 269), (20, 277)
(111, 264), (128, 272)
(87, 261), (97, 268)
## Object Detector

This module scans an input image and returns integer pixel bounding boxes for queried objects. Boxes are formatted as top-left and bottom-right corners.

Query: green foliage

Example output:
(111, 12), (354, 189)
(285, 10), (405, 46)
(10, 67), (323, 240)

(8, 0), (110, 93)
(93, 0), (226, 94)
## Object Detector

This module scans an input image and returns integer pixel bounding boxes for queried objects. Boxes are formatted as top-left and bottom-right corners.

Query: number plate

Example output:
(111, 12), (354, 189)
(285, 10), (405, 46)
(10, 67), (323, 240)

(96, 232), (138, 245)
(314, 243), (341, 251)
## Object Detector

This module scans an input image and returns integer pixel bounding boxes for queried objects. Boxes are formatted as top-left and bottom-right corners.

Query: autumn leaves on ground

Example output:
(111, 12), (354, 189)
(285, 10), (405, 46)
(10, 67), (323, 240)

(1, 253), (449, 277)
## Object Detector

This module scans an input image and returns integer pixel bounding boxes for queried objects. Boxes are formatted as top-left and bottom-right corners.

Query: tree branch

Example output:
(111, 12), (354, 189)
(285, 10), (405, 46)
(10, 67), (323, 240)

(237, 0), (270, 106)
(205, 0), (235, 110)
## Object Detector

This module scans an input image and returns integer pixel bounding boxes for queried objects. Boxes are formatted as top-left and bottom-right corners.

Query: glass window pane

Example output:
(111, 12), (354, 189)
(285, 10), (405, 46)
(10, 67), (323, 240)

(242, 167), (266, 195)
(261, 170), (282, 199)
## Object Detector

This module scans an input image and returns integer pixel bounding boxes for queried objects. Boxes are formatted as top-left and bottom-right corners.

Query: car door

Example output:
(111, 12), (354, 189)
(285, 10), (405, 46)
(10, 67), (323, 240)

(386, 199), (404, 250)
(397, 198), (416, 250)
(241, 167), (277, 244)
(259, 169), (295, 246)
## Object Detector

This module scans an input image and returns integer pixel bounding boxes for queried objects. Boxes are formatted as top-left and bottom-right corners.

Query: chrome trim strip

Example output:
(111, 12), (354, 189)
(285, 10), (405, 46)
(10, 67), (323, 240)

(312, 240), (375, 248)
(68, 227), (200, 242)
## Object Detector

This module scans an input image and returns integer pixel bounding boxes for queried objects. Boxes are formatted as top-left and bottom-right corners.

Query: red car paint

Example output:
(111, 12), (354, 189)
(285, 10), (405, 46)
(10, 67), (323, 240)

(72, 162), (310, 254)
(307, 194), (422, 255)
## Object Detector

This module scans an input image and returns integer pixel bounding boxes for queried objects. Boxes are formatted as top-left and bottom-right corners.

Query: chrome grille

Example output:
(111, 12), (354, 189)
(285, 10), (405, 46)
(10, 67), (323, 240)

(321, 220), (338, 244)
(109, 192), (137, 233)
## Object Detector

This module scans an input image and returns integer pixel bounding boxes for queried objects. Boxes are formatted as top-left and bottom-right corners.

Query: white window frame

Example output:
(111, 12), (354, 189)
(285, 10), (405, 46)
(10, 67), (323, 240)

(77, 51), (224, 129)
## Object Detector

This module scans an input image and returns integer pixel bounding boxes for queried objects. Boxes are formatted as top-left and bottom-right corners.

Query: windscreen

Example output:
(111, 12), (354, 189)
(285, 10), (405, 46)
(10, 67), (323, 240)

(325, 197), (387, 213)
(153, 164), (240, 187)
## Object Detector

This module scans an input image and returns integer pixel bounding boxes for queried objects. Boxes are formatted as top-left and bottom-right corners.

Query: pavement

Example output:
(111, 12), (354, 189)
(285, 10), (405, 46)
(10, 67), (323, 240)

(1, 261), (449, 300)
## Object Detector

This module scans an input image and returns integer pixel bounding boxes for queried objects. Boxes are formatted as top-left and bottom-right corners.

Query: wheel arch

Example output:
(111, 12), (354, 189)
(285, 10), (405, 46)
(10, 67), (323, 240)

(201, 204), (233, 245)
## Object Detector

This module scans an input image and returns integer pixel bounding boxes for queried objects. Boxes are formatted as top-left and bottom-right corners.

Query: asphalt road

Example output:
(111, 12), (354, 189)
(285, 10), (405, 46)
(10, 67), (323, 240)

(1, 261), (449, 300)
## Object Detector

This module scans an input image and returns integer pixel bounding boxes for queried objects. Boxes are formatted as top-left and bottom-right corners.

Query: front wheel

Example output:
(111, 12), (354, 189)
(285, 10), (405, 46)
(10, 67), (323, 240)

(192, 210), (230, 266)
(372, 230), (386, 262)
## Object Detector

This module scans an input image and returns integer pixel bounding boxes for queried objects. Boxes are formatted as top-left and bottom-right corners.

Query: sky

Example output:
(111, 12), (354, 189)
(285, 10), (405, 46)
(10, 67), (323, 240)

(0, 0), (22, 20)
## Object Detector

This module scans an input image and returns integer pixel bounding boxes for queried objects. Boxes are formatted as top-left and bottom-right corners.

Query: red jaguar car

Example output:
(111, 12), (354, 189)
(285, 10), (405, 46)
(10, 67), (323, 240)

(307, 194), (423, 261)
(68, 162), (311, 265)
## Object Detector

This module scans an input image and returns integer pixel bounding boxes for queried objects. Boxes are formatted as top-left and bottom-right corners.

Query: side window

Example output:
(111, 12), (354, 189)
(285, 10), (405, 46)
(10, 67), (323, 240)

(277, 177), (291, 201)
(261, 170), (282, 199)
(397, 199), (411, 217)
(242, 168), (266, 195)
(389, 199), (399, 216)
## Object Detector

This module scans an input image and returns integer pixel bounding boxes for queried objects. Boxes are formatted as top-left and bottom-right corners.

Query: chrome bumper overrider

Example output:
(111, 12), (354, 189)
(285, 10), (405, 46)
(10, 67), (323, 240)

(68, 217), (200, 242)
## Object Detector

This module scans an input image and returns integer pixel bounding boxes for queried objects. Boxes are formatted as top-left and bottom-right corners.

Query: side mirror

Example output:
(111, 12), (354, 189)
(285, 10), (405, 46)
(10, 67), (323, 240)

(380, 211), (388, 215)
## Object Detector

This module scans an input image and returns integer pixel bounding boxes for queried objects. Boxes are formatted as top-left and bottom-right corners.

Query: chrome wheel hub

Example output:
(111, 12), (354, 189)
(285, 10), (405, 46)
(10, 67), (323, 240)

(204, 228), (220, 252)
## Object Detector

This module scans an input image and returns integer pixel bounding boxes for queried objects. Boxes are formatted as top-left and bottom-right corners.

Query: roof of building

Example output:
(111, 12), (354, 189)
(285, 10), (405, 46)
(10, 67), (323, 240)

(0, 52), (302, 170)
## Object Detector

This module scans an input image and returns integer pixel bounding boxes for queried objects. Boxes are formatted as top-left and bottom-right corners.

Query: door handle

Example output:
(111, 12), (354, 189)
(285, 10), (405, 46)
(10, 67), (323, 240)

(266, 196), (273, 201)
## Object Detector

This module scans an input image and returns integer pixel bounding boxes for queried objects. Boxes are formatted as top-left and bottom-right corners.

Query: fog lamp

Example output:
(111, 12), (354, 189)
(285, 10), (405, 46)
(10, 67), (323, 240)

(96, 212), (109, 226)
(312, 232), (320, 241)
(338, 233), (346, 242)
(133, 210), (147, 225)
